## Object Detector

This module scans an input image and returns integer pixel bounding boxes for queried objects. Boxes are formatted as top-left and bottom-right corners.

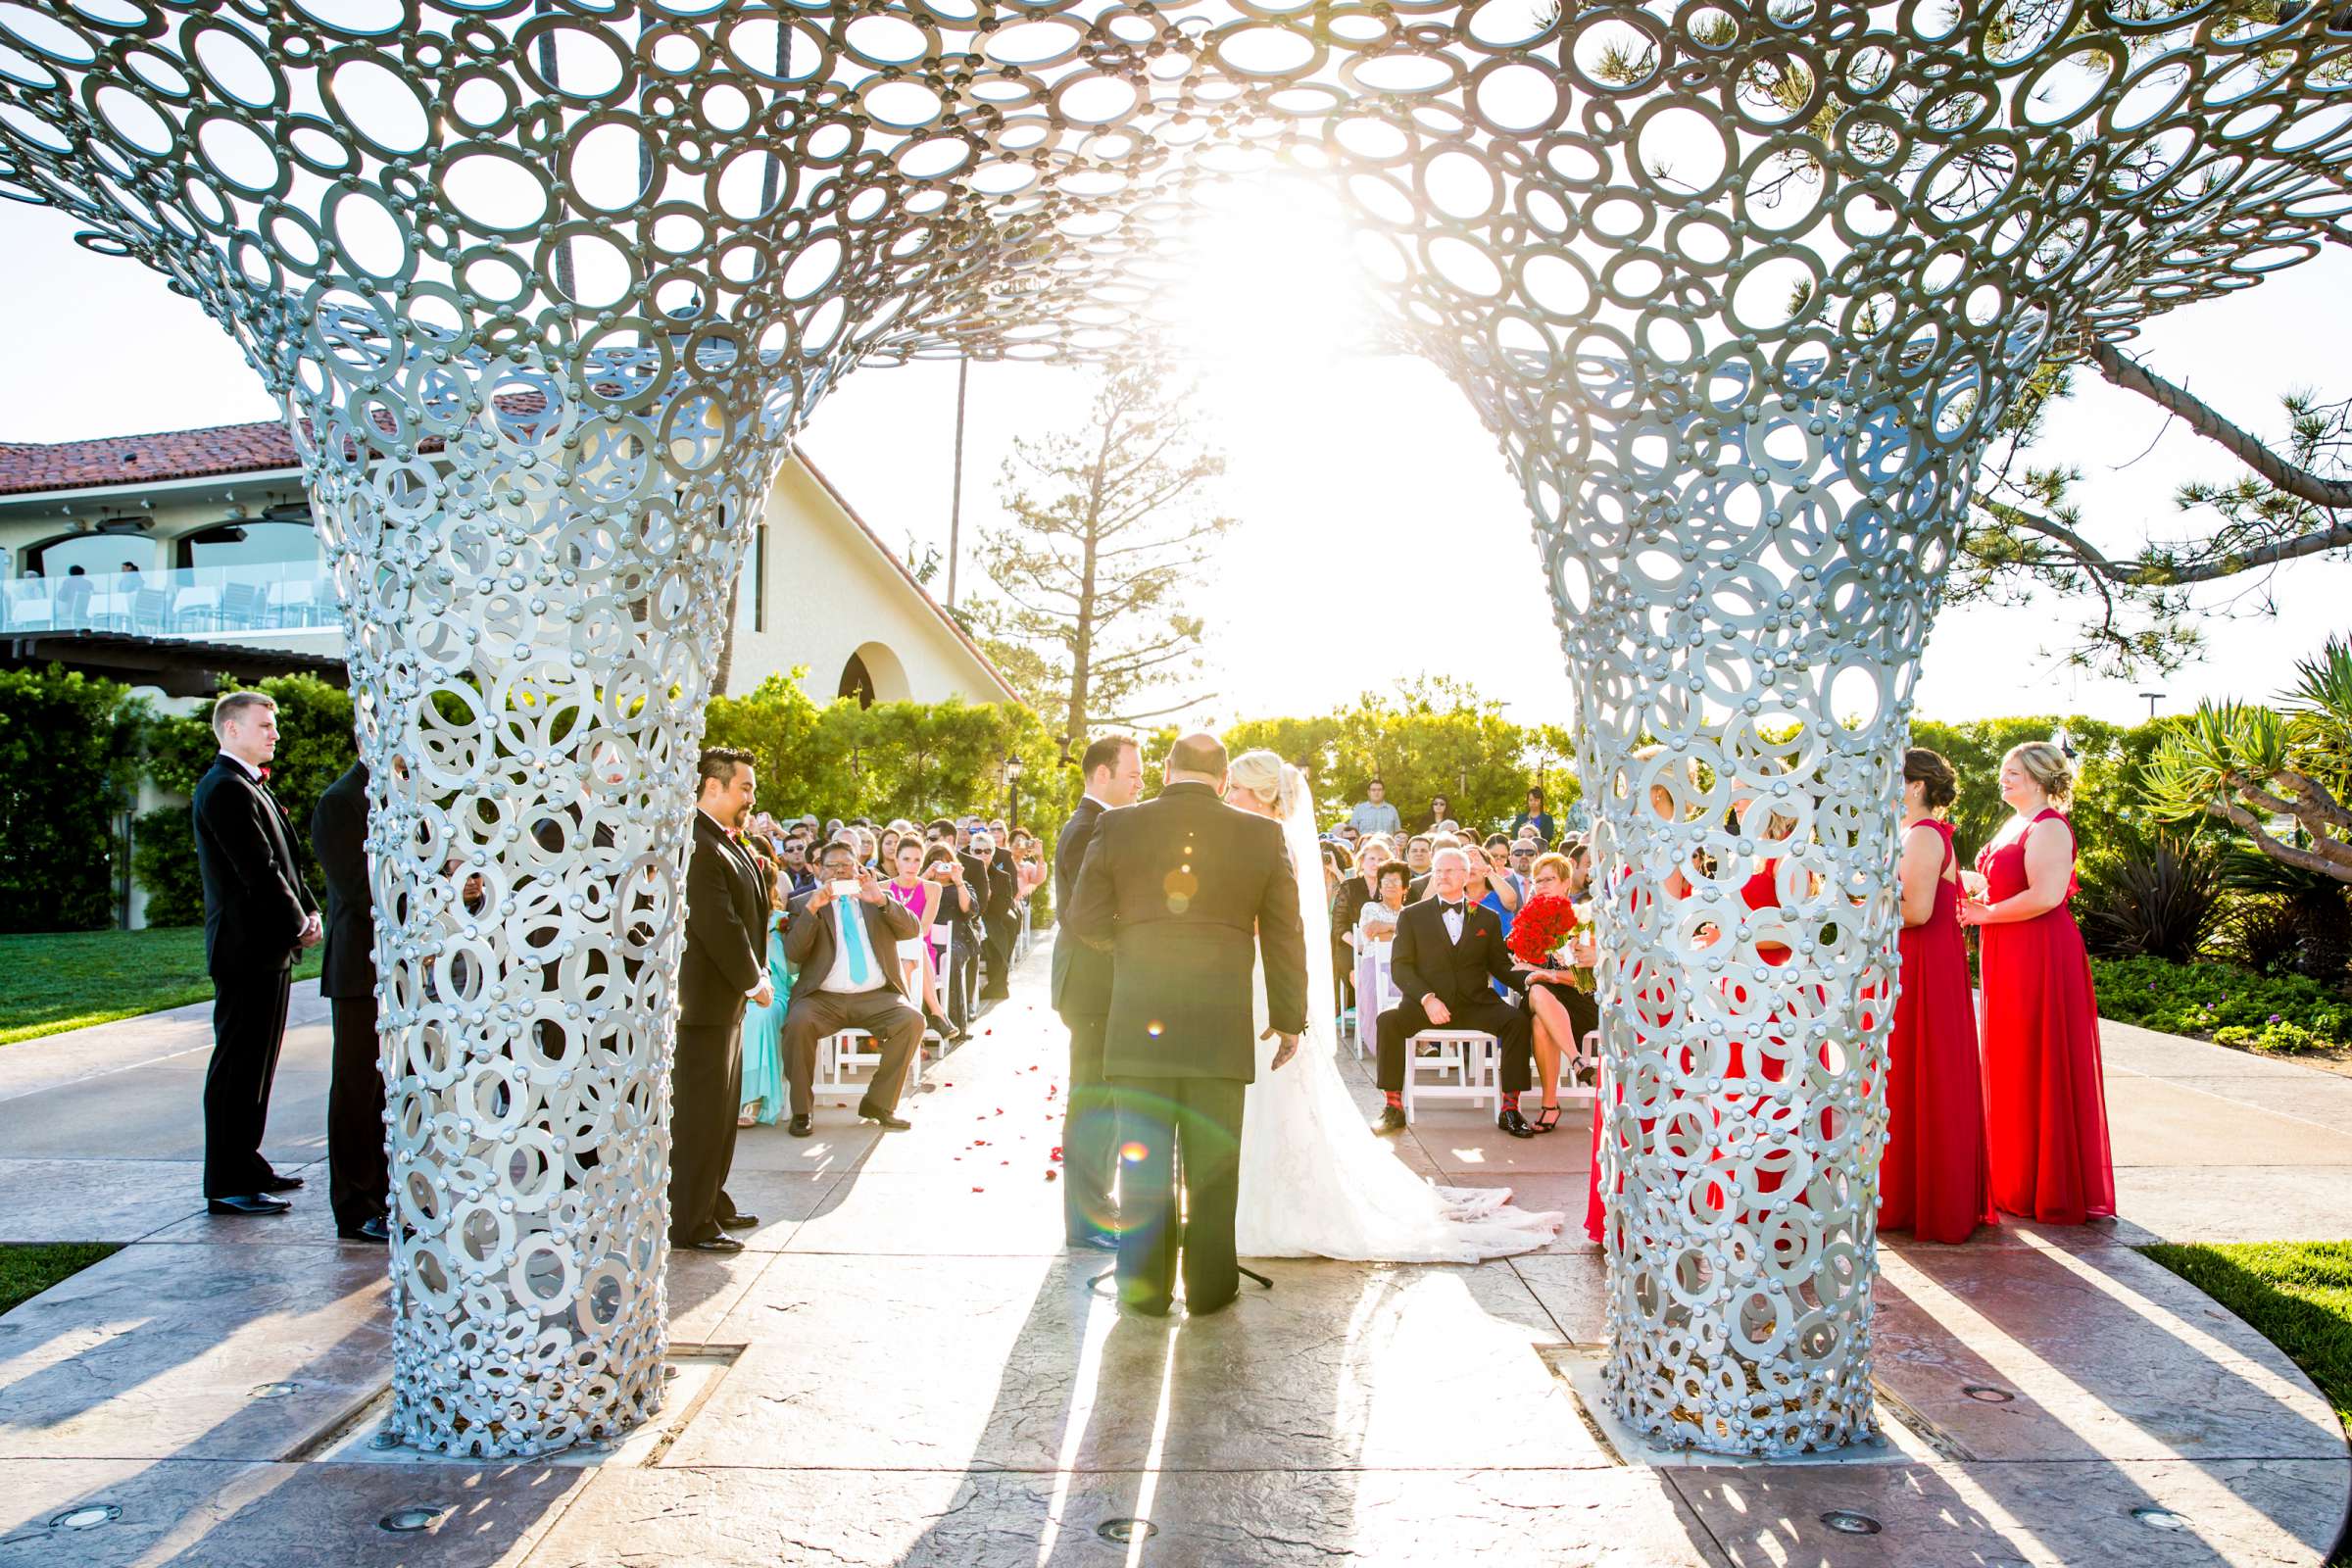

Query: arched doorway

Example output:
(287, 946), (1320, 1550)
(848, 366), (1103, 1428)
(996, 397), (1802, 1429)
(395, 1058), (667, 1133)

(839, 641), (910, 709)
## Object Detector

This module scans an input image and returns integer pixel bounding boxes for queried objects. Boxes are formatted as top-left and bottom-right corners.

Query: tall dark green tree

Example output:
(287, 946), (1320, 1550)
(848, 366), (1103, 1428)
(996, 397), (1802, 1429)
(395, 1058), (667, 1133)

(976, 362), (1236, 753)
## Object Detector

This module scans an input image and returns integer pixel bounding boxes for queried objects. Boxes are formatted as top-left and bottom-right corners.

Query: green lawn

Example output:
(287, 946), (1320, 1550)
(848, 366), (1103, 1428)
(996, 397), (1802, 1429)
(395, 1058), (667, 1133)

(0, 928), (323, 1047)
(2141, 1242), (2352, 1565)
(0, 1243), (120, 1315)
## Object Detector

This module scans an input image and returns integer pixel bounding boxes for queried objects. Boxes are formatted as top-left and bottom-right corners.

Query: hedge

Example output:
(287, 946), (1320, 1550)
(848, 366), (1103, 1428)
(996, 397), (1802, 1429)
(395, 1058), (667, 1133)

(0, 667), (146, 933)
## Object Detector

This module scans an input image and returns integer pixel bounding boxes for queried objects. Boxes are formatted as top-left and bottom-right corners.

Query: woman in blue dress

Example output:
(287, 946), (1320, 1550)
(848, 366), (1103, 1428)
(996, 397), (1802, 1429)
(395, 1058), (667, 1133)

(739, 861), (794, 1126)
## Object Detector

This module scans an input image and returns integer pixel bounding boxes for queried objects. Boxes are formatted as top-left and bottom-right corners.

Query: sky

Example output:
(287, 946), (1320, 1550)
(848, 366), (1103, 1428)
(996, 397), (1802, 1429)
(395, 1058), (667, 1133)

(3, 197), (2347, 733)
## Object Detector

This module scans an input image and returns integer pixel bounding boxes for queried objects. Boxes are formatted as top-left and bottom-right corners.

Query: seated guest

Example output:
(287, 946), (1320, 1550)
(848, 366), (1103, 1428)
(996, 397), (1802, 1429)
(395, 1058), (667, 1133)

(1355, 860), (1411, 945)
(1516, 851), (1597, 1137)
(1373, 848), (1539, 1139)
(778, 841), (926, 1137)
(1330, 834), (1391, 1003)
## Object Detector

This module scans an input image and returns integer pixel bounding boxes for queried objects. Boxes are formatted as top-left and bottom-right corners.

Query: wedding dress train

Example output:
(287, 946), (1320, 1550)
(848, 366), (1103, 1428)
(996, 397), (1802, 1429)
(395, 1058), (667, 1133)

(1233, 769), (1561, 1262)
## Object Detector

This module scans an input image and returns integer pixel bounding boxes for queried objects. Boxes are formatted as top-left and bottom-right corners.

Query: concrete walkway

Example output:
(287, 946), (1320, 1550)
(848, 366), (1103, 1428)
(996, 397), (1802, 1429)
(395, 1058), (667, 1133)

(0, 957), (2345, 1566)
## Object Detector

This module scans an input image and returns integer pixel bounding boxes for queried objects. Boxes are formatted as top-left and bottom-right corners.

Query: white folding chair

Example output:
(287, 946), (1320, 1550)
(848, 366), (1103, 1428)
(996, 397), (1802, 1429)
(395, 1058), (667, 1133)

(1400, 1029), (1500, 1120)
(1354, 941), (1400, 1059)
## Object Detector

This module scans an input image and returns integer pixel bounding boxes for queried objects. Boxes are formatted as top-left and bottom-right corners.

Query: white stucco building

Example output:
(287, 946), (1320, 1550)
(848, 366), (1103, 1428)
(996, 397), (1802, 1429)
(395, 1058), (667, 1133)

(0, 416), (1013, 707)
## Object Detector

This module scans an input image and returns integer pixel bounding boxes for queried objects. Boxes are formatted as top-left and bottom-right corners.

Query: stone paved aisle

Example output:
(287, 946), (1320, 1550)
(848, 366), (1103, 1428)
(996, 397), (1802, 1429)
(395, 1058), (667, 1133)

(0, 952), (2345, 1566)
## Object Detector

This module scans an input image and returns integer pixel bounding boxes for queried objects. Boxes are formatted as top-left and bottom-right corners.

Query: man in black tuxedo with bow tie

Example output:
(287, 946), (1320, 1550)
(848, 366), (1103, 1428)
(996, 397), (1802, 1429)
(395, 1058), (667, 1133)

(310, 758), (390, 1242)
(1374, 846), (1538, 1139)
(1051, 733), (1143, 1250)
(191, 691), (322, 1215)
(673, 746), (773, 1254)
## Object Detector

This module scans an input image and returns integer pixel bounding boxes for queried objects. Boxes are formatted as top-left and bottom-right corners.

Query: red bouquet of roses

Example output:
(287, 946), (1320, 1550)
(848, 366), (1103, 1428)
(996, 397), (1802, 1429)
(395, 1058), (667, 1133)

(1508, 893), (1584, 973)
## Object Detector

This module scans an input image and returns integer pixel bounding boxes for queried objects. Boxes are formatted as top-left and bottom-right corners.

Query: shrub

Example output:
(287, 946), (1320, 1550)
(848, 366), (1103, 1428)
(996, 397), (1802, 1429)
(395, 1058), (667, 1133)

(2091, 955), (2352, 1049)
(2221, 896), (2313, 977)
(2213, 1020), (2328, 1054)
(0, 666), (144, 933)
(2078, 838), (2223, 962)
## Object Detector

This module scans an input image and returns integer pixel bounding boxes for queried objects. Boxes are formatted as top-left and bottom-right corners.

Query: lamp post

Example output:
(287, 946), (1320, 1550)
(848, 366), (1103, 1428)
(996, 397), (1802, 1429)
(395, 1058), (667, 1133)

(1004, 756), (1025, 832)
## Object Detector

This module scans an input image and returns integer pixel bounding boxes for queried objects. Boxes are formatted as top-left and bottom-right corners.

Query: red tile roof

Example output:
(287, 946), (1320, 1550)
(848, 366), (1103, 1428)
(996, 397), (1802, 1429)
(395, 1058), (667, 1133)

(0, 419), (300, 497)
(0, 416), (1021, 707)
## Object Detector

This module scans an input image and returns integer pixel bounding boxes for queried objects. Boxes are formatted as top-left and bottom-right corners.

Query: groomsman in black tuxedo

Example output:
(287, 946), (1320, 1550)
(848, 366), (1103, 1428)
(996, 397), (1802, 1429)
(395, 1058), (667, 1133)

(191, 691), (321, 1216)
(673, 747), (771, 1254)
(311, 759), (390, 1242)
(1374, 846), (1538, 1139)
(1051, 733), (1143, 1250)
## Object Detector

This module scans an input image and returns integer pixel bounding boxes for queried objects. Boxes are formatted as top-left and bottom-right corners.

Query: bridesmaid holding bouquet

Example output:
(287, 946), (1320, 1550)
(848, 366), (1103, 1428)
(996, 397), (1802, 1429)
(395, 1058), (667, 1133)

(1961, 741), (2116, 1225)
(1880, 748), (1995, 1243)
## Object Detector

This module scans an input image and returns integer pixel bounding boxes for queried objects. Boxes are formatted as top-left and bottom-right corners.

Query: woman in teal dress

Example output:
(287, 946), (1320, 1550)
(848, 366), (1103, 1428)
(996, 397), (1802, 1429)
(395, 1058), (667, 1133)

(739, 865), (794, 1126)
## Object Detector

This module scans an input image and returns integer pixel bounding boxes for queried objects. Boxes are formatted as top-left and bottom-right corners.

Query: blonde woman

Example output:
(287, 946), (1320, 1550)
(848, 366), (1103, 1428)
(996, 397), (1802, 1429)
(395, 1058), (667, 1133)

(1960, 740), (2115, 1226)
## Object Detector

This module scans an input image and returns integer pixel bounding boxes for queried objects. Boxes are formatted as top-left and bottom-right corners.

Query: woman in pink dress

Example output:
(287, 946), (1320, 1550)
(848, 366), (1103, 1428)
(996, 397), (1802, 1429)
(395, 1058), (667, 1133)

(1882, 748), (1995, 1243)
(1961, 741), (2115, 1225)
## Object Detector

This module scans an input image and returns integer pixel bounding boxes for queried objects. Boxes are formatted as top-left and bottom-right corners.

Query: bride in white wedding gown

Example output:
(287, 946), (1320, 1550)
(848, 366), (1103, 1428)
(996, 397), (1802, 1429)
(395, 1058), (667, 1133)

(1225, 751), (1563, 1261)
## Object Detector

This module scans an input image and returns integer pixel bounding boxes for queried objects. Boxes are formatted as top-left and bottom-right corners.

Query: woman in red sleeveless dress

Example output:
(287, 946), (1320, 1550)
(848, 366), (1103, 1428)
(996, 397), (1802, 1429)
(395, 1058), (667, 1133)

(1961, 741), (2115, 1225)
(1882, 749), (1994, 1243)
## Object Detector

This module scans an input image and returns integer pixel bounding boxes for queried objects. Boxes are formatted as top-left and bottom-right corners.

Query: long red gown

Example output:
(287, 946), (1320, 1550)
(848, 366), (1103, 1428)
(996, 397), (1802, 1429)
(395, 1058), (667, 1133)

(1976, 808), (2115, 1225)
(1880, 819), (1995, 1243)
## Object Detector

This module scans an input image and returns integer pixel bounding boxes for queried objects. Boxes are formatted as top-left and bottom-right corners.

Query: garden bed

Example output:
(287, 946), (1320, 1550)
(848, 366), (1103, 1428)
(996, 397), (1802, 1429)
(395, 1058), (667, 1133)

(2095, 955), (2352, 1075)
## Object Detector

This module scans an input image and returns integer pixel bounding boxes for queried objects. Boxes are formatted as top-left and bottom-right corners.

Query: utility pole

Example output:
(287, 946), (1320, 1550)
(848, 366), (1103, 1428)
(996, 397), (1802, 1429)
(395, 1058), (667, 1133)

(947, 358), (967, 610)
(2140, 691), (2164, 720)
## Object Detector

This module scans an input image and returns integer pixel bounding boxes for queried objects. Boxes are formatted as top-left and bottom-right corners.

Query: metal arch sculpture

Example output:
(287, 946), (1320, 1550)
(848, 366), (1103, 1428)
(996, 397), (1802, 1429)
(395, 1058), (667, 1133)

(1, 0), (2344, 1460)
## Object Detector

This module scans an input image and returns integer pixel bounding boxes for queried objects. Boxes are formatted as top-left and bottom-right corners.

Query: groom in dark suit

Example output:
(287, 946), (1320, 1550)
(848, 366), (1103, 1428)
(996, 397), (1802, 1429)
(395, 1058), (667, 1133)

(1052, 733), (1143, 1250)
(1066, 732), (1308, 1317)
(191, 690), (321, 1216)
(1374, 847), (1538, 1138)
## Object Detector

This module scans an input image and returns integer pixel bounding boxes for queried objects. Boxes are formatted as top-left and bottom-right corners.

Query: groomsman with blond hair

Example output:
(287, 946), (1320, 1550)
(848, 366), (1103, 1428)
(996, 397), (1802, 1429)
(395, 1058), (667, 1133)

(191, 690), (321, 1216)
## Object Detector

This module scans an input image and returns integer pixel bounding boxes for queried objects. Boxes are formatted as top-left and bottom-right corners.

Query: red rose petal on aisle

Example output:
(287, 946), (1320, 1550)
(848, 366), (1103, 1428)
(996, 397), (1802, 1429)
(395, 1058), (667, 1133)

(1045, 1170), (1058, 1182)
(972, 1187), (984, 1193)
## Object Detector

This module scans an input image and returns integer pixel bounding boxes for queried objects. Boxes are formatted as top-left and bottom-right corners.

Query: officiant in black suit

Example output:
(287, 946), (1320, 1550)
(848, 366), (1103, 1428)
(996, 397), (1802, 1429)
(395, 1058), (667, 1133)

(1374, 846), (1539, 1138)
(191, 690), (321, 1216)
(1065, 732), (1308, 1318)
(673, 747), (771, 1254)
(311, 758), (389, 1242)
(1052, 733), (1143, 1250)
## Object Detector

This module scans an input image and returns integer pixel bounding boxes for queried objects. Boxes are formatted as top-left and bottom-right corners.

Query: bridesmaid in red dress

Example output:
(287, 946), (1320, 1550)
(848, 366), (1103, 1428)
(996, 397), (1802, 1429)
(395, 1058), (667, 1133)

(1960, 741), (2116, 1225)
(1881, 748), (1995, 1243)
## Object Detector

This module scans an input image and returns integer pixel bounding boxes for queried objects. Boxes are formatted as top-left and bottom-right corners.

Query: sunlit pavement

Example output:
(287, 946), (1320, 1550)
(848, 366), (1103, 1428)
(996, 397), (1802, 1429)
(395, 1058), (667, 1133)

(0, 953), (2345, 1565)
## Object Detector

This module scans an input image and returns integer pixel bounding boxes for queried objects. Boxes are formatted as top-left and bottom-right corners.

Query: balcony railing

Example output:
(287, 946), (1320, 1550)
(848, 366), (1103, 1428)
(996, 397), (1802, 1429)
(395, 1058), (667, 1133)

(0, 563), (336, 640)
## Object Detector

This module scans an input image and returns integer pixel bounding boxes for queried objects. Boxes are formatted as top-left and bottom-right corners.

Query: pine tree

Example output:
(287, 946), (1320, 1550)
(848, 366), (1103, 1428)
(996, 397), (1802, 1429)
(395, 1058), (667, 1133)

(977, 363), (1236, 751)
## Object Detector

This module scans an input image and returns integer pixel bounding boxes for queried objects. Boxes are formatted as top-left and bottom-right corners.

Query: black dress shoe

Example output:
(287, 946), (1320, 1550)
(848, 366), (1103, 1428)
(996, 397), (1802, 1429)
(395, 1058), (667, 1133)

(1496, 1109), (1537, 1139)
(717, 1213), (760, 1231)
(1185, 1293), (1238, 1317)
(258, 1173), (305, 1193)
(1370, 1105), (1407, 1135)
(208, 1194), (290, 1216)
(787, 1114), (813, 1138)
(678, 1235), (745, 1253)
(337, 1215), (391, 1242)
(858, 1102), (910, 1131)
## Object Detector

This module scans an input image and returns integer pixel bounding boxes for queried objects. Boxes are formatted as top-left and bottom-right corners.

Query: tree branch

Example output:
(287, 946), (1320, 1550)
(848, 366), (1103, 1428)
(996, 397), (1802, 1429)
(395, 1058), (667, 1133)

(2084, 337), (2352, 511)
(1975, 495), (2352, 587)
